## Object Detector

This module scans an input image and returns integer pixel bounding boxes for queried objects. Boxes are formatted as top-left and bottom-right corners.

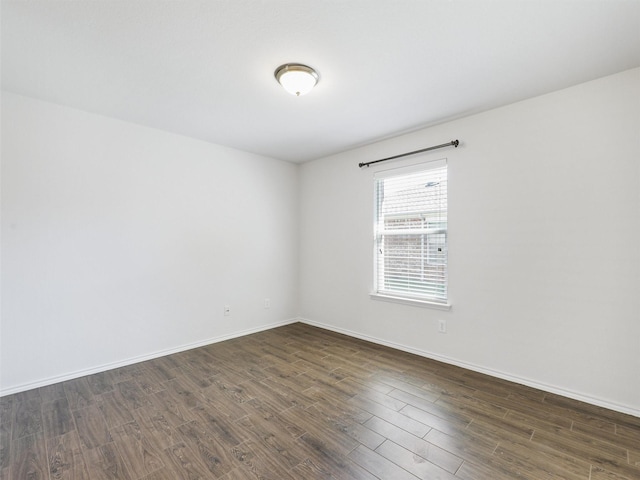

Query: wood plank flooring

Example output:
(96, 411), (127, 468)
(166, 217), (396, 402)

(1, 322), (639, 479)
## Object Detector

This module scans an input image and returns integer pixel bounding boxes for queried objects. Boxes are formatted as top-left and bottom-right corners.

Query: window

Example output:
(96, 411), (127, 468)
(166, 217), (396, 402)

(374, 160), (448, 305)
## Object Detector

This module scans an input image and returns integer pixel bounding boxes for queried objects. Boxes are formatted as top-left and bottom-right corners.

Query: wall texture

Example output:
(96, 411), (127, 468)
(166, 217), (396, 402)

(1, 92), (299, 393)
(298, 68), (640, 415)
(2, 68), (639, 415)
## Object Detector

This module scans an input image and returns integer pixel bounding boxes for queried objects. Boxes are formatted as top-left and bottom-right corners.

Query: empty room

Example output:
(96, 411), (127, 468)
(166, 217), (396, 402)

(1, 1), (639, 479)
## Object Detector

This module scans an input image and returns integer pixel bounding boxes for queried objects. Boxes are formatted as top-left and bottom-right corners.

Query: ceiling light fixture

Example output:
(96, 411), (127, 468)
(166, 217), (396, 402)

(274, 63), (319, 96)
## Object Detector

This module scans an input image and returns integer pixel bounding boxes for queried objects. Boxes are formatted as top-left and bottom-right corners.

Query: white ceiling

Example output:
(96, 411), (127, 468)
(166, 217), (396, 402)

(2, 1), (639, 163)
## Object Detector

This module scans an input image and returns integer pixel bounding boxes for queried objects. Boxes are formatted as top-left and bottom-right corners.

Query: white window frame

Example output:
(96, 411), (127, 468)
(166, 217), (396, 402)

(370, 159), (451, 310)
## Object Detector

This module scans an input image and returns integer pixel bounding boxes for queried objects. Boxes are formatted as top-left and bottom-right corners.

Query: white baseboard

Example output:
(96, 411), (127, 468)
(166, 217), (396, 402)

(298, 317), (640, 419)
(0, 318), (298, 397)
(5, 316), (638, 418)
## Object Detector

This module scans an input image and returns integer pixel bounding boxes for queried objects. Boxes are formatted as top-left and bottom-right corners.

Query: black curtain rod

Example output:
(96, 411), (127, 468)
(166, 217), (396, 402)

(358, 139), (459, 168)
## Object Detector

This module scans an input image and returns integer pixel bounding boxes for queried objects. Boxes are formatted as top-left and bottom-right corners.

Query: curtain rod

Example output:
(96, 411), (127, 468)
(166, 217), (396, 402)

(358, 140), (459, 168)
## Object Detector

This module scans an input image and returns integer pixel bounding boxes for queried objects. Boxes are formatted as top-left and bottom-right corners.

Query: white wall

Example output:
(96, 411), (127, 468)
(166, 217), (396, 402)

(3, 69), (639, 415)
(299, 68), (640, 415)
(1, 92), (299, 394)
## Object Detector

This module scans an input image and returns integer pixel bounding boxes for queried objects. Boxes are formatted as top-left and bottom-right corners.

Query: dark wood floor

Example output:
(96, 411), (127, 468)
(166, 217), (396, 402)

(1, 323), (639, 480)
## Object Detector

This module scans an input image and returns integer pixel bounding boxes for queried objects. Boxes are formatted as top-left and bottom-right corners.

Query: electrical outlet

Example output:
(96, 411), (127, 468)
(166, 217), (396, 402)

(438, 319), (447, 334)
(224, 305), (231, 316)
(264, 298), (271, 309)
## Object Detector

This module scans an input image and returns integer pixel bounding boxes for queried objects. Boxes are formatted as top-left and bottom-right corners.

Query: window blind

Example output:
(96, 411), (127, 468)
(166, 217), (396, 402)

(374, 161), (448, 303)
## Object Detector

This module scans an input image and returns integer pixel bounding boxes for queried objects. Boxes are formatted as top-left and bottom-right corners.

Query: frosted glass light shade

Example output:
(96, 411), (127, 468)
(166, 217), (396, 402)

(274, 64), (319, 96)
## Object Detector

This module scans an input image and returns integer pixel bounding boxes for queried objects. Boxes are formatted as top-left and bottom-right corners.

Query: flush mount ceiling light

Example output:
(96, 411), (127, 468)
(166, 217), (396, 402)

(274, 63), (319, 96)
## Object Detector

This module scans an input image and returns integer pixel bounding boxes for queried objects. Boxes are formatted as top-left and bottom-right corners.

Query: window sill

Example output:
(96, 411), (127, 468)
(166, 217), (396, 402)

(369, 293), (452, 311)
